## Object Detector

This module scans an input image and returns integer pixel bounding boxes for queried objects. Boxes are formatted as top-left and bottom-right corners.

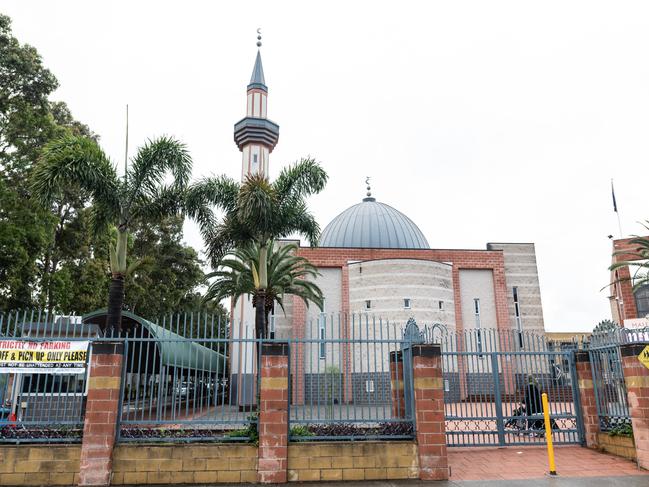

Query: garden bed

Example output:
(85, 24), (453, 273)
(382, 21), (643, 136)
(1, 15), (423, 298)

(0, 424), (83, 442)
(289, 421), (414, 440)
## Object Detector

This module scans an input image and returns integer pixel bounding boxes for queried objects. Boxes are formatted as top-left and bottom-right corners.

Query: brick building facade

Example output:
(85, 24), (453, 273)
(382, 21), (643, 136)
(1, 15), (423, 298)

(609, 236), (649, 326)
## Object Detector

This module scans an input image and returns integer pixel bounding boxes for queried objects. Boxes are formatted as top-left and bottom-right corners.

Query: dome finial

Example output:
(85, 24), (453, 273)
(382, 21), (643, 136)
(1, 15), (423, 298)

(363, 177), (375, 202)
(256, 28), (262, 48)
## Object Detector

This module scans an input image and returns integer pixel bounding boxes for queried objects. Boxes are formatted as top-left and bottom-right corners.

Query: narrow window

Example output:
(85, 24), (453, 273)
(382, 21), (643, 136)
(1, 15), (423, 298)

(268, 314), (276, 340)
(513, 286), (524, 348)
(474, 298), (483, 355)
(403, 298), (411, 309)
(318, 314), (326, 359)
(365, 300), (371, 310)
(438, 300), (444, 310)
(365, 379), (375, 393)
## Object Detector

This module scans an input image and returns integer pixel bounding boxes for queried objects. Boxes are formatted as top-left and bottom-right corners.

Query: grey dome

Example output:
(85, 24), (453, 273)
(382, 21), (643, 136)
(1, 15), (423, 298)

(319, 198), (430, 249)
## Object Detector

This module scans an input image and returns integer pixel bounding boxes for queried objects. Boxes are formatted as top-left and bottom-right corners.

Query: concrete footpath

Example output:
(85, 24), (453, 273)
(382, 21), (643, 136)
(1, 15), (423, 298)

(284, 479), (649, 486)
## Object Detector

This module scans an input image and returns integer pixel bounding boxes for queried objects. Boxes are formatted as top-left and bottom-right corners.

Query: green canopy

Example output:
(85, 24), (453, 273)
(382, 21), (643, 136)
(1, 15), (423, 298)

(83, 310), (226, 374)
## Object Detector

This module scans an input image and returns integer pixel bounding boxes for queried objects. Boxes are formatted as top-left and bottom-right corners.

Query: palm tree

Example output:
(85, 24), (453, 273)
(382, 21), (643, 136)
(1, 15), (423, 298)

(186, 158), (327, 337)
(204, 240), (324, 337)
(31, 134), (191, 332)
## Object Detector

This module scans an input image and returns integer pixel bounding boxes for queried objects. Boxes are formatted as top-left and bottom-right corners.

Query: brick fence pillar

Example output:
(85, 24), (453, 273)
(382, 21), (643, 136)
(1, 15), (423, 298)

(78, 341), (123, 486)
(575, 350), (599, 448)
(258, 342), (289, 483)
(620, 342), (649, 469)
(389, 351), (405, 419)
(412, 344), (448, 481)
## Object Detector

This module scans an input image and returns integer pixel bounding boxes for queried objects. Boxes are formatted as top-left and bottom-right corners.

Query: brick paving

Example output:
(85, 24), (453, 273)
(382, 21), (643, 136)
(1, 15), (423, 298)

(448, 445), (648, 481)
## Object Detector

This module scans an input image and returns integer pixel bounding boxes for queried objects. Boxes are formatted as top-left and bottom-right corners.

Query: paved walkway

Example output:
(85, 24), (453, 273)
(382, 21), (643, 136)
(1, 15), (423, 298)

(448, 445), (647, 481)
(287, 478), (649, 486)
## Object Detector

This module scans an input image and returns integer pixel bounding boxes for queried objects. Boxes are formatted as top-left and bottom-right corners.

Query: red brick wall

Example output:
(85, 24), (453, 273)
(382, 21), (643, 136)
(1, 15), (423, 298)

(610, 237), (648, 321)
(575, 351), (599, 448)
(621, 343), (649, 469)
(389, 351), (406, 419)
(257, 343), (290, 484)
(78, 342), (123, 486)
(411, 344), (448, 481)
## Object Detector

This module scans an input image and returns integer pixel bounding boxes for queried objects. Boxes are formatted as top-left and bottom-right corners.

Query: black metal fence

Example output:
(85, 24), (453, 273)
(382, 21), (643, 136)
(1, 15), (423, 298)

(116, 313), (257, 443)
(586, 327), (648, 431)
(287, 314), (416, 441)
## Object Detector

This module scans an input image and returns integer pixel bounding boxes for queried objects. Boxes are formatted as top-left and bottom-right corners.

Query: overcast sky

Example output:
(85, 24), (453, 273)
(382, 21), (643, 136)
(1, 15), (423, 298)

(4, 1), (648, 331)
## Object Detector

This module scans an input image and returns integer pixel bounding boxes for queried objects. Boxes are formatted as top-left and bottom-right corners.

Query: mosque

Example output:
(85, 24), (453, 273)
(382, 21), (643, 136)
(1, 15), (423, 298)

(230, 41), (548, 404)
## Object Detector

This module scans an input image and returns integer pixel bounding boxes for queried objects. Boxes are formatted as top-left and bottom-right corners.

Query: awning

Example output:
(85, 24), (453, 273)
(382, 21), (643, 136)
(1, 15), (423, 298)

(82, 310), (226, 374)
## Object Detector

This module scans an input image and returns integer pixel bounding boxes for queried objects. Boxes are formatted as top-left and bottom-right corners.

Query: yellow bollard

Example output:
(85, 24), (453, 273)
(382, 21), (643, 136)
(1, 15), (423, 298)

(542, 392), (557, 476)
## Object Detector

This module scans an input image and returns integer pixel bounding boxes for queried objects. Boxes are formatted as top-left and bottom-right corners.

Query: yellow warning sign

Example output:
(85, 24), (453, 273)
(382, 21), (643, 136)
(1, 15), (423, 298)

(639, 345), (649, 370)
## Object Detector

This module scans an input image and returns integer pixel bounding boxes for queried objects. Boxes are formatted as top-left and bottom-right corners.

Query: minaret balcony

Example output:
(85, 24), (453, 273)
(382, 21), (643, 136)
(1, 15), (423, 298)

(233, 117), (280, 152)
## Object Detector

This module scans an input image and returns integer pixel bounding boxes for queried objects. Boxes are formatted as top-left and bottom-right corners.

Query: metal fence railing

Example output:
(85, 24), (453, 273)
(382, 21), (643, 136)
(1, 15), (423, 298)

(589, 344), (629, 431)
(116, 313), (257, 443)
(288, 314), (416, 441)
(434, 327), (583, 446)
(1, 311), (91, 443)
(586, 327), (646, 432)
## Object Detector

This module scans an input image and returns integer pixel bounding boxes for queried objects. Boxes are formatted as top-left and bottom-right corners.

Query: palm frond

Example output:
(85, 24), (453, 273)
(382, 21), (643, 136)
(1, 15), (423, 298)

(273, 158), (328, 201)
(131, 184), (186, 222)
(31, 134), (121, 232)
(237, 174), (277, 238)
(124, 136), (192, 219)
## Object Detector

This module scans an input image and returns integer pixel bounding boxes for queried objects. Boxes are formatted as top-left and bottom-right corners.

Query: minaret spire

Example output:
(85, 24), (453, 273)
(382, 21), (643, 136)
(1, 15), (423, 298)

(234, 29), (279, 180)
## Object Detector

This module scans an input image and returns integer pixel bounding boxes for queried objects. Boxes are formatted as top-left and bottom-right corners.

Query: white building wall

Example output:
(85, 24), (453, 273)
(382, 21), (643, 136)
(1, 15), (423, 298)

(302, 268), (343, 373)
(458, 269), (497, 373)
(487, 243), (546, 336)
(347, 259), (456, 373)
(230, 295), (255, 375)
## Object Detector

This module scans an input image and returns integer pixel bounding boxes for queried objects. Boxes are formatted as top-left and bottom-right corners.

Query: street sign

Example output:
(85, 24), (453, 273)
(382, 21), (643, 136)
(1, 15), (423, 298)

(0, 340), (89, 374)
(639, 345), (649, 371)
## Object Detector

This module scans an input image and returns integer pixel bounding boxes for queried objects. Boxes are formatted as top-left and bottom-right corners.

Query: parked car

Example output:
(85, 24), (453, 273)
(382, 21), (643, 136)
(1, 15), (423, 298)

(174, 381), (195, 399)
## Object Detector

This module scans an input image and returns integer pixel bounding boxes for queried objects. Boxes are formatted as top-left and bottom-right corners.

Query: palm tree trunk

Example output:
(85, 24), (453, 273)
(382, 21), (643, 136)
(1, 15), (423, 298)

(106, 274), (125, 334)
(255, 290), (266, 339)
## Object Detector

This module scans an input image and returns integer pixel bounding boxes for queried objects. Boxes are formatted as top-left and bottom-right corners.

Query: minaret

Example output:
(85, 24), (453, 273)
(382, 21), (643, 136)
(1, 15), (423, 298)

(233, 31), (280, 181)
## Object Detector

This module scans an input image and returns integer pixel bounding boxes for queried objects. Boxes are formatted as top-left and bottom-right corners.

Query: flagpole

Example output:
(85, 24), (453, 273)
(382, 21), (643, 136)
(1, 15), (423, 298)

(617, 212), (623, 238)
(612, 179), (623, 238)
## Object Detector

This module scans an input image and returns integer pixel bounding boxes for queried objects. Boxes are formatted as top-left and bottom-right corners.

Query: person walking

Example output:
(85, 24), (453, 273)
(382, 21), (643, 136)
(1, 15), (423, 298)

(524, 375), (544, 434)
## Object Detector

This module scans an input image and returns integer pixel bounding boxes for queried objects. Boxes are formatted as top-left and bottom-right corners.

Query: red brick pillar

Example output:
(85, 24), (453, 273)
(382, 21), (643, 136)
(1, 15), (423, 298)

(390, 351), (405, 418)
(412, 344), (448, 481)
(258, 342), (289, 484)
(621, 342), (649, 469)
(78, 342), (124, 486)
(290, 298), (305, 406)
(575, 350), (599, 448)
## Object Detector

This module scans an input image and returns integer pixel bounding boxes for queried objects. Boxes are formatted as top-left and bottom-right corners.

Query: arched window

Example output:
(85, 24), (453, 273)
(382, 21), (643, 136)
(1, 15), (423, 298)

(634, 284), (649, 318)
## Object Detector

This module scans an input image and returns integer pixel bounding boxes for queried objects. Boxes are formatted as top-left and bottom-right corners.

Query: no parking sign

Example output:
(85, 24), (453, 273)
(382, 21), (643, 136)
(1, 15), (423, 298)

(0, 340), (89, 374)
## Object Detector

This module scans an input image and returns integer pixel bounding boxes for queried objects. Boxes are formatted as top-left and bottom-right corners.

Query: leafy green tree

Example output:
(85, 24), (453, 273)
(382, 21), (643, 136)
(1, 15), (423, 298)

(125, 216), (207, 318)
(0, 14), (94, 311)
(204, 240), (324, 335)
(186, 159), (327, 337)
(0, 176), (52, 309)
(0, 14), (58, 178)
(31, 135), (192, 332)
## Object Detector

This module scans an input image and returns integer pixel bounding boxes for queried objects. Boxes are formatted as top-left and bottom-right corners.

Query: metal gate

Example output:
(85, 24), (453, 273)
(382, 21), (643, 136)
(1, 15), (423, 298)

(438, 329), (584, 447)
